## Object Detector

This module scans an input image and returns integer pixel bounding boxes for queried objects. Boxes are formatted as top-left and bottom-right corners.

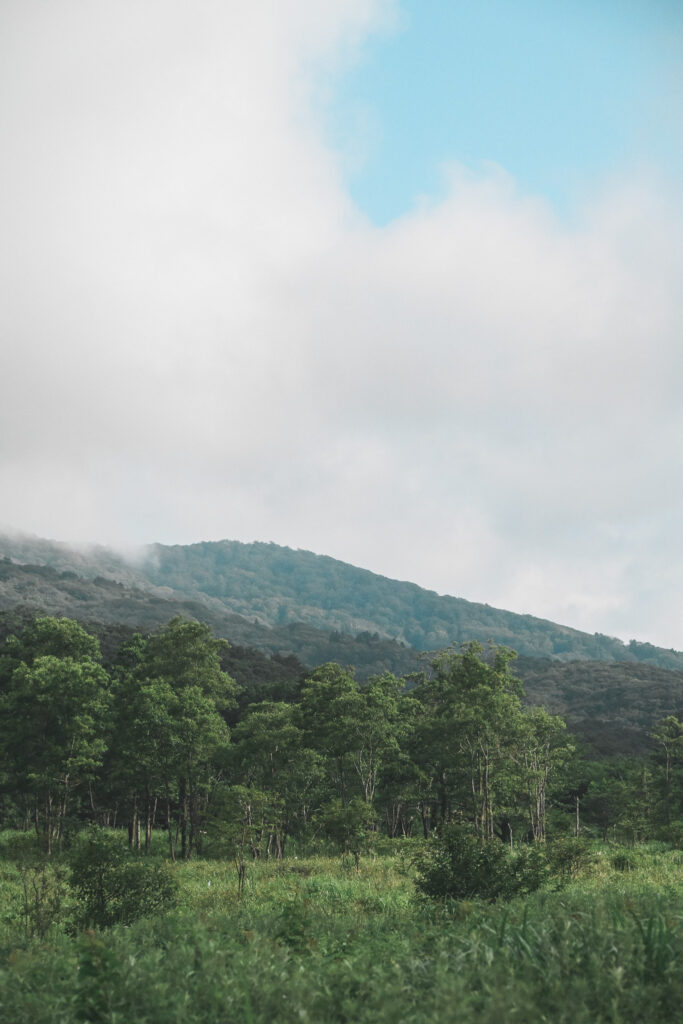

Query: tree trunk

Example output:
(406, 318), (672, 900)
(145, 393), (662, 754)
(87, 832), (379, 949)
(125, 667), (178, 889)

(128, 794), (140, 850)
(165, 790), (175, 862)
(179, 777), (188, 860)
(145, 789), (153, 854)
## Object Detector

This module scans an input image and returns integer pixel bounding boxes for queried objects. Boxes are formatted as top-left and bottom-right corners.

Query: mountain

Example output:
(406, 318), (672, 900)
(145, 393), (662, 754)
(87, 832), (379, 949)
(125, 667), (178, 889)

(1, 532), (681, 669)
(513, 655), (682, 757)
(1, 532), (682, 756)
(0, 558), (424, 680)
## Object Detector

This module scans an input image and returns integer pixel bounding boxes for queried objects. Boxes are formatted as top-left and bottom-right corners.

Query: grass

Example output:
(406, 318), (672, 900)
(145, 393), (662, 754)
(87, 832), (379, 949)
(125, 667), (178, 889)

(0, 838), (681, 1023)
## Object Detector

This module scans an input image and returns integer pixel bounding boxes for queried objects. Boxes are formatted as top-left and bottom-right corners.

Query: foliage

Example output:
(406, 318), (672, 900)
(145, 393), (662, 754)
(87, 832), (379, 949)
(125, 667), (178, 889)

(0, 615), (679, 860)
(411, 643), (573, 841)
(0, 846), (681, 1023)
(0, 593), (679, 1020)
(0, 621), (111, 852)
(16, 859), (71, 940)
(516, 654), (683, 755)
(68, 826), (177, 928)
(319, 798), (377, 868)
(545, 836), (596, 878)
(2, 557), (682, 761)
(414, 822), (549, 902)
(5, 535), (683, 671)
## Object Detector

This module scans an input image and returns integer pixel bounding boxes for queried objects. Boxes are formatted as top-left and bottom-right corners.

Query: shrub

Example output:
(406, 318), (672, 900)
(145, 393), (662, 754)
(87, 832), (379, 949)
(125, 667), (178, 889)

(545, 836), (595, 879)
(16, 859), (71, 939)
(611, 851), (637, 872)
(68, 825), (177, 928)
(415, 823), (548, 903)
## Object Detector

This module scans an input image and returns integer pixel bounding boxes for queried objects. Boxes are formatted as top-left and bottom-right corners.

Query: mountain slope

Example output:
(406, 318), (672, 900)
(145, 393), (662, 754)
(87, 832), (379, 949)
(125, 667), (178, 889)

(0, 552), (680, 756)
(1, 532), (682, 668)
(0, 559), (423, 679)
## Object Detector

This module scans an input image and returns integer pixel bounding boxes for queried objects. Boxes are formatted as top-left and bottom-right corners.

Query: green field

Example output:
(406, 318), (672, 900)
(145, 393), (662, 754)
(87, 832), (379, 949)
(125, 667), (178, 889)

(1, 838), (681, 1024)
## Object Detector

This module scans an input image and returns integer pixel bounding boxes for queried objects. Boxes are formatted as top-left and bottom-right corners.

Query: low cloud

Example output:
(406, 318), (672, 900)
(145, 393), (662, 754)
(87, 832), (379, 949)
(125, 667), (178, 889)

(1, 1), (682, 648)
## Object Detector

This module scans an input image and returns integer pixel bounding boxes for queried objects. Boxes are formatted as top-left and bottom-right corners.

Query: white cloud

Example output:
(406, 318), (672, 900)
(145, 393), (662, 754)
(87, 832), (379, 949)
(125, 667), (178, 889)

(1, 1), (682, 649)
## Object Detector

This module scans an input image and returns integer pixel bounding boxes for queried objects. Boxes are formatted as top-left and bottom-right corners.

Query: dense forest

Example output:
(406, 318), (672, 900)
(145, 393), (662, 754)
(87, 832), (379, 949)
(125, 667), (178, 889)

(0, 559), (423, 678)
(3, 533), (683, 667)
(1, 557), (682, 758)
(1, 615), (680, 858)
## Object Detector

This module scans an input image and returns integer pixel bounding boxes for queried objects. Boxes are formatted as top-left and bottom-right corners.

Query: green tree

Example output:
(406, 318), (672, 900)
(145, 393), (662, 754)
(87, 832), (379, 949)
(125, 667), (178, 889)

(68, 825), (177, 927)
(412, 643), (527, 838)
(172, 684), (230, 858)
(415, 822), (548, 902)
(375, 690), (422, 837)
(300, 663), (363, 804)
(351, 673), (406, 804)
(108, 619), (237, 859)
(103, 639), (175, 851)
(138, 617), (236, 709)
(320, 796), (377, 870)
(0, 616), (101, 694)
(206, 784), (280, 895)
(229, 701), (323, 855)
(515, 707), (574, 842)
(582, 759), (644, 841)
(1, 653), (110, 851)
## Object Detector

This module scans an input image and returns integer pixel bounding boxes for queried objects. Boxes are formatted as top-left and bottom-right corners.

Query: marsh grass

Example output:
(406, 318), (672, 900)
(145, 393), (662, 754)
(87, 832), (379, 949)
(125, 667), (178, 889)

(0, 839), (680, 1023)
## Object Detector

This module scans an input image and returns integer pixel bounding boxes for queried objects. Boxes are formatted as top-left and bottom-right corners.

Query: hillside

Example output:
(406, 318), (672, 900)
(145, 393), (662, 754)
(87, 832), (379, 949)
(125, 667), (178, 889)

(0, 559), (423, 680)
(2, 532), (682, 668)
(514, 655), (683, 757)
(0, 542), (681, 755)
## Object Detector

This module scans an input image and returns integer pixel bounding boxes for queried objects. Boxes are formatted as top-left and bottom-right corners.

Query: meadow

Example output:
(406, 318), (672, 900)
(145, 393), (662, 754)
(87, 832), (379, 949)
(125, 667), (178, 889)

(0, 836), (681, 1024)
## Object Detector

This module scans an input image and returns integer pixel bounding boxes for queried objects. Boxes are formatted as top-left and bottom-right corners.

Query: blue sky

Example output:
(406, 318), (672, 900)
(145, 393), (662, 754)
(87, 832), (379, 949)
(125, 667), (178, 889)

(329, 0), (683, 223)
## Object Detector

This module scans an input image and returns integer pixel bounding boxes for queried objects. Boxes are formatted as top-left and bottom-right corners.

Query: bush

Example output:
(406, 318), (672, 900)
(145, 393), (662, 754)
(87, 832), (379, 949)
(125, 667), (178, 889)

(68, 825), (177, 928)
(545, 836), (595, 879)
(16, 859), (71, 939)
(611, 851), (637, 872)
(415, 823), (548, 903)
(0, 830), (44, 863)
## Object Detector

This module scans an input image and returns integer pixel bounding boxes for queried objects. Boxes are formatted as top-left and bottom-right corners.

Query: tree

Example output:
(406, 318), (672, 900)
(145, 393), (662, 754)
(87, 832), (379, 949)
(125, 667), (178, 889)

(0, 616), (101, 694)
(350, 673), (405, 804)
(375, 690), (422, 838)
(412, 643), (527, 838)
(172, 685), (230, 858)
(300, 663), (363, 804)
(205, 784), (280, 896)
(299, 665), (410, 813)
(649, 716), (683, 832)
(109, 674), (180, 854)
(320, 797), (377, 870)
(582, 760), (641, 841)
(68, 825), (177, 927)
(229, 701), (322, 855)
(515, 707), (574, 842)
(137, 617), (237, 709)
(108, 619), (237, 859)
(415, 822), (547, 902)
(1, 652), (110, 852)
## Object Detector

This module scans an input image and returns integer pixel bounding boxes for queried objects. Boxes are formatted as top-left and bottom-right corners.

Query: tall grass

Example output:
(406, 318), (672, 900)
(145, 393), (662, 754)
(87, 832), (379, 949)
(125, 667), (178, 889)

(0, 839), (680, 1023)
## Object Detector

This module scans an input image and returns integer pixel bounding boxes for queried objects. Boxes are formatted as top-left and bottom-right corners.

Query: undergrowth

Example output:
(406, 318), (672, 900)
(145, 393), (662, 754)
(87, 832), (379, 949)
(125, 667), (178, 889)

(0, 839), (680, 1023)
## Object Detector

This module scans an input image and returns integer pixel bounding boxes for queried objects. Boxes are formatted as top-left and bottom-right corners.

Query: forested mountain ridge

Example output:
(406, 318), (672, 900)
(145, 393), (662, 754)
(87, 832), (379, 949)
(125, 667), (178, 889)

(0, 557), (681, 755)
(0, 559), (423, 680)
(1, 532), (682, 668)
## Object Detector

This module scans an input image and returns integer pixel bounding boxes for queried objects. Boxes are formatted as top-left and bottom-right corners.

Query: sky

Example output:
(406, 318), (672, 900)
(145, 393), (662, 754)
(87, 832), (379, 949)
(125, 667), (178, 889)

(1, 0), (683, 649)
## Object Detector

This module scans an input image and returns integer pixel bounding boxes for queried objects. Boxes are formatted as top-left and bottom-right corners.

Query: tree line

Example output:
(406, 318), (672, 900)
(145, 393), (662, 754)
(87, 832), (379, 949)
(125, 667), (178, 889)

(0, 616), (680, 859)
